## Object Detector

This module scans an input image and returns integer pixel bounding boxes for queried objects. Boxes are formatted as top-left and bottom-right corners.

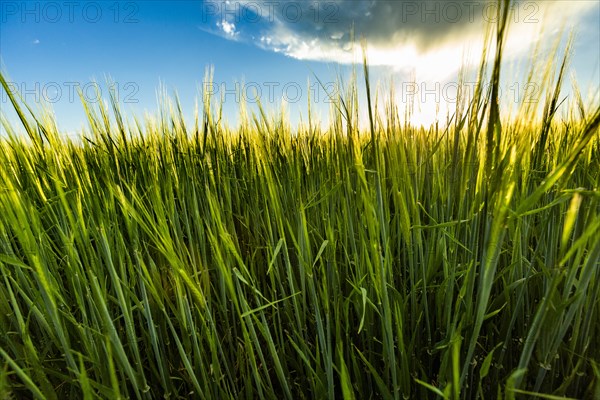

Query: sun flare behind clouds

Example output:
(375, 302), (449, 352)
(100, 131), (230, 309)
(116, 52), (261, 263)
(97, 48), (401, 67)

(204, 1), (596, 71)
(199, 0), (598, 127)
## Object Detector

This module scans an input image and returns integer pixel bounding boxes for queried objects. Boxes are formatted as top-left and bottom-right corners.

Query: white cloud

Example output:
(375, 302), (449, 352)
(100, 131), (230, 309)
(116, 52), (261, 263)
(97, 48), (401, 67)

(217, 20), (237, 37)
(204, 0), (597, 81)
(33, 39), (40, 45)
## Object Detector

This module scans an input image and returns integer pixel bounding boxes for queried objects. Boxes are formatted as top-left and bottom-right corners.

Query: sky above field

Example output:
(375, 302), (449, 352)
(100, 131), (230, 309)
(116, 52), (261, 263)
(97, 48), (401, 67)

(1, 0), (599, 134)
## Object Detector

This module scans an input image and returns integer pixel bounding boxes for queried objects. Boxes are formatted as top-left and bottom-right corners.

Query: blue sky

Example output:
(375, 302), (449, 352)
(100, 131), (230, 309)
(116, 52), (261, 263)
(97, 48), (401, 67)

(1, 1), (599, 134)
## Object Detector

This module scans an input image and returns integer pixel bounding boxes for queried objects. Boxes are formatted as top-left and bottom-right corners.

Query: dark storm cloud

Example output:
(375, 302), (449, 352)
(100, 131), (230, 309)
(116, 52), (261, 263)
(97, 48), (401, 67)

(201, 0), (593, 70)
(204, 0), (496, 50)
(267, 0), (488, 50)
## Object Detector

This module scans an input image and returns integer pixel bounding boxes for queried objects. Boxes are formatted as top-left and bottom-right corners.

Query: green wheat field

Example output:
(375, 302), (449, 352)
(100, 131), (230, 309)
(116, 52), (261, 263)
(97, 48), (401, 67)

(1, 7), (599, 400)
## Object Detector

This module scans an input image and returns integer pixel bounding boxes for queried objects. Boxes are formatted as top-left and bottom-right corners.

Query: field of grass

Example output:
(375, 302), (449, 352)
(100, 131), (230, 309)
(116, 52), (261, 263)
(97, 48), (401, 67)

(1, 6), (599, 400)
